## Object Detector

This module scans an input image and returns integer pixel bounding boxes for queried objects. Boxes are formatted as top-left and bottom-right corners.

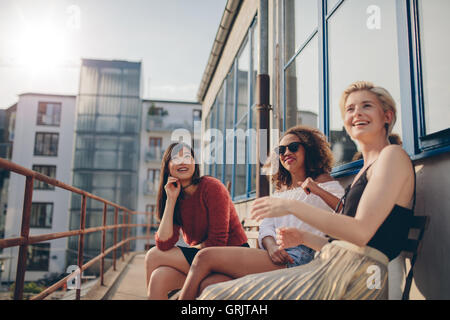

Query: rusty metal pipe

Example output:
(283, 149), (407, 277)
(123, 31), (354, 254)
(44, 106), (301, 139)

(13, 175), (34, 300)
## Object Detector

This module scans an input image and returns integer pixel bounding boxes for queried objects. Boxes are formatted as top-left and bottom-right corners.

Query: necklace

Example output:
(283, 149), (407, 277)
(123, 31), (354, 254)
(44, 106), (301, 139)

(182, 182), (194, 190)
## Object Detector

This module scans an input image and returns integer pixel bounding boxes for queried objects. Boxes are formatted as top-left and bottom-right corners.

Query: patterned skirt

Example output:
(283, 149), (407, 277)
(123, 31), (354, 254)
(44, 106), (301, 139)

(198, 241), (389, 300)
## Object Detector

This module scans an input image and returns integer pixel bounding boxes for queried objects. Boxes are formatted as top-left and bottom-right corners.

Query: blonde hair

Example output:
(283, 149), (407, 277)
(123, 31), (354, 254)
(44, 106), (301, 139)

(339, 81), (397, 135)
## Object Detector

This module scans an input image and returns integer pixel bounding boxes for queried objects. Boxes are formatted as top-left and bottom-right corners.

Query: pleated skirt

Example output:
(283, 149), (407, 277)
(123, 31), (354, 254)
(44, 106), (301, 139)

(198, 240), (389, 300)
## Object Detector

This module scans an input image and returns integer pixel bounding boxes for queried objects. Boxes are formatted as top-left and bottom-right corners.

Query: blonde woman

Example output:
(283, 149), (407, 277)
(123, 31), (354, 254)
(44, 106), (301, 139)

(199, 81), (415, 300)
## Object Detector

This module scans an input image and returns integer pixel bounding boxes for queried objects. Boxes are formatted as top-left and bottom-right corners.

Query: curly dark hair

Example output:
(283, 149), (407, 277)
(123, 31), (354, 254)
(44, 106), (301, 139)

(264, 125), (334, 190)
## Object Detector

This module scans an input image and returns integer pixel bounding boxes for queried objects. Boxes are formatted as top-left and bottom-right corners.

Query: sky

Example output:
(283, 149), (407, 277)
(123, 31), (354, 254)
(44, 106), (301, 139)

(0, 0), (228, 108)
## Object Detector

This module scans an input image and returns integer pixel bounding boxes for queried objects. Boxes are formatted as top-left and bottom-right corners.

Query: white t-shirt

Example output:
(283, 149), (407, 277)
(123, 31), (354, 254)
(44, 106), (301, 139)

(257, 181), (345, 249)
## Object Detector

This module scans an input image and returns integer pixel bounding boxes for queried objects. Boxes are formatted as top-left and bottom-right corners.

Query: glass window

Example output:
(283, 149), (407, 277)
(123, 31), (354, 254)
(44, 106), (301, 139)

(37, 102), (61, 126)
(285, 35), (320, 130)
(203, 110), (211, 176)
(216, 87), (225, 181)
(30, 203), (53, 228)
(225, 66), (235, 187)
(234, 115), (248, 197)
(34, 132), (59, 156)
(26, 243), (50, 271)
(148, 137), (162, 161)
(237, 39), (250, 123)
(327, 0), (402, 166)
(146, 169), (160, 194)
(327, 0), (341, 14)
(94, 151), (117, 169)
(418, 0), (450, 135)
(96, 115), (120, 132)
(32, 165), (56, 190)
(250, 106), (257, 193)
(284, 0), (318, 60)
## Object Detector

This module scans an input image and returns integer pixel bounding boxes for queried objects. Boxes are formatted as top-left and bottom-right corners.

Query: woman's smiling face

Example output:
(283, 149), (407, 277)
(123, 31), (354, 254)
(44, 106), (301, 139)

(343, 90), (393, 141)
(278, 134), (306, 173)
(168, 146), (196, 180)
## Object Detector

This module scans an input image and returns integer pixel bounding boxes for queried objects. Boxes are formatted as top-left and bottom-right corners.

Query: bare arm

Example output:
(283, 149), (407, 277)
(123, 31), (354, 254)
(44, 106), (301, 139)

(252, 146), (414, 247)
(301, 178), (342, 211)
(156, 198), (176, 241)
(276, 227), (330, 252)
(262, 236), (294, 265)
(156, 176), (181, 242)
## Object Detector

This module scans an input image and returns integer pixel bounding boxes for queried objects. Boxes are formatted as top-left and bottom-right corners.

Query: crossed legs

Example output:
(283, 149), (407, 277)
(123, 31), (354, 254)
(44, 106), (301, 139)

(145, 246), (235, 299)
(179, 246), (286, 300)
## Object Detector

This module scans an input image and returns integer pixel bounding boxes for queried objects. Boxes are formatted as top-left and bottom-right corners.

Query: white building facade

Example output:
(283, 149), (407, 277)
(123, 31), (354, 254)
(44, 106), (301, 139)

(2, 93), (76, 282)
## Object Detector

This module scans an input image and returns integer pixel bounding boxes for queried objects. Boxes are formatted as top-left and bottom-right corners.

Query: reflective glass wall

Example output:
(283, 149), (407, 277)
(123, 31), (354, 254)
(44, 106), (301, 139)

(69, 59), (141, 268)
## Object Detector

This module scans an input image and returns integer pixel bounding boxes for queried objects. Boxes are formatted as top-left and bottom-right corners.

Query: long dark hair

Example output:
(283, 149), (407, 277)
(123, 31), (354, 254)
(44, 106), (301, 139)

(156, 142), (201, 225)
(264, 125), (334, 190)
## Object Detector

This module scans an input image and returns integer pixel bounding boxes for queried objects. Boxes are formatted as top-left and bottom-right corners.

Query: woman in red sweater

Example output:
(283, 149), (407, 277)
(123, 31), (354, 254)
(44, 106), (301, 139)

(144, 142), (248, 299)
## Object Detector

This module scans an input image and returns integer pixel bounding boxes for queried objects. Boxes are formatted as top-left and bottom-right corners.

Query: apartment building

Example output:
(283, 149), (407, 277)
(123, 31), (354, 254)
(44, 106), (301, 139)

(2, 93), (76, 282)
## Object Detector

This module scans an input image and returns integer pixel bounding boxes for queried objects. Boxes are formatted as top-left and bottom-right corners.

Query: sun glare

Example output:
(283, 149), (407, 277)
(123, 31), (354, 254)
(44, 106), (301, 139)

(16, 23), (66, 70)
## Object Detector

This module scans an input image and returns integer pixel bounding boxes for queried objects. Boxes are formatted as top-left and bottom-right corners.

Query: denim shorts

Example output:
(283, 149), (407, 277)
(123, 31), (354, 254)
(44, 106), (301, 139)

(285, 245), (315, 268)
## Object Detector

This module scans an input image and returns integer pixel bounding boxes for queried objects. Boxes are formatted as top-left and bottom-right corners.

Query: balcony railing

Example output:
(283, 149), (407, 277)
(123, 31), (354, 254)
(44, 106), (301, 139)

(0, 158), (157, 300)
(146, 115), (192, 132)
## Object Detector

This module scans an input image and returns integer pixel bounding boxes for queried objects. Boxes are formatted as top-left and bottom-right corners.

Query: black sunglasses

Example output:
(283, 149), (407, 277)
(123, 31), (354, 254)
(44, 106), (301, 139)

(274, 142), (303, 156)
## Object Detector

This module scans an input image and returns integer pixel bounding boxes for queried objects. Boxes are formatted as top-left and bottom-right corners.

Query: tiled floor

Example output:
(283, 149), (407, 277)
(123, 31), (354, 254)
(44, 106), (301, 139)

(109, 254), (148, 300)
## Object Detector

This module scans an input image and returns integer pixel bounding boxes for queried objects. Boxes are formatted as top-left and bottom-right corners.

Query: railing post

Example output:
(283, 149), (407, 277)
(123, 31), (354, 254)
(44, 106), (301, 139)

(100, 203), (107, 286)
(121, 211), (125, 261)
(126, 212), (131, 255)
(76, 194), (87, 300)
(14, 176), (34, 300)
(146, 212), (151, 250)
(113, 207), (118, 271)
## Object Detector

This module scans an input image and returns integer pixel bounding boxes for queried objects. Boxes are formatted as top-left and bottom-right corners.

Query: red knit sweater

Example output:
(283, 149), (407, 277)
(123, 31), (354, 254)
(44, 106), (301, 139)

(155, 176), (248, 251)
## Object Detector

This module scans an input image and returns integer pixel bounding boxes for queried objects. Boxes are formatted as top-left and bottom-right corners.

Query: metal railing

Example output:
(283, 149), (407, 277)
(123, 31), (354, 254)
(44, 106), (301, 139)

(0, 158), (157, 300)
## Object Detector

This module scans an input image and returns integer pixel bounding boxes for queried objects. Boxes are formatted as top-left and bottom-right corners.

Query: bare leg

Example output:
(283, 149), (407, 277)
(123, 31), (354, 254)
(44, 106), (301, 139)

(148, 266), (186, 300)
(179, 247), (285, 300)
(198, 273), (233, 296)
(144, 246), (190, 297)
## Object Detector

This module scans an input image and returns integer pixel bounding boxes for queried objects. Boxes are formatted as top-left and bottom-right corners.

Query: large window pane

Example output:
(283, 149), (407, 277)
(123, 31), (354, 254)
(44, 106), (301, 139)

(225, 66), (235, 187)
(327, 0), (341, 14)
(418, 0), (450, 135)
(32, 165), (56, 190)
(284, 0), (318, 61)
(234, 115), (248, 197)
(37, 102), (62, 126)
(216, 87), (225, 181)
(237, 39), (250, 122)
(30, 203), (53, 228)
(285, 35), (319, 130)
(328, 0), (402, 166)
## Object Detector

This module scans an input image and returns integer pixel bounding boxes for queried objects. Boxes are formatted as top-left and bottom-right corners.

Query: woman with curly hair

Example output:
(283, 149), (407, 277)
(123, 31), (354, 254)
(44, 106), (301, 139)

(178, 125), (345, 300)
(198, 81), (415, 300)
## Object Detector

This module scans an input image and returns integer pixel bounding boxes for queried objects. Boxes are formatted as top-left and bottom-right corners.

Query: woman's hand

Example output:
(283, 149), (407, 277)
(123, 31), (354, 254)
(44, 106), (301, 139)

(300, 177), (321, 195)
(276, 227), (304, 249)
(165, 176), (181, 201)
(250, 197), (292, 221)
(265, 242), (294, 265)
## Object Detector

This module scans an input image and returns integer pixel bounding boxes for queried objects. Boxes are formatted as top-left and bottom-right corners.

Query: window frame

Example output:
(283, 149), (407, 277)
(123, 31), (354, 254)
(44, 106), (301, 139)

(36, 101), (62, 127)
(34, 132), (59, 157)
(30, 202), (53, 229)
(26, 243), (50, 271)
(204, 18), (258, 201)
(32, 165), (57, 190)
